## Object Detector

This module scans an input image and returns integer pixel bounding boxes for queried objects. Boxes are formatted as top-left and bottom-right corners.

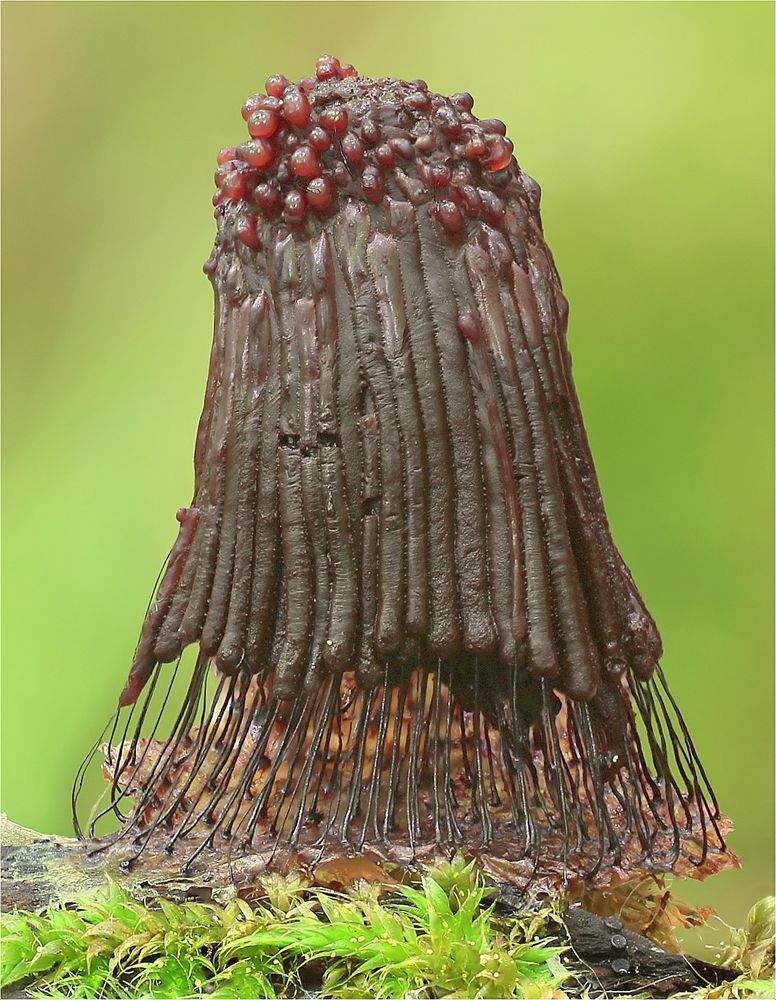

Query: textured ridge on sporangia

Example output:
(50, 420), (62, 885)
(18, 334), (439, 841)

(120, 58), (663, 706)
(76, 56), (736, 886)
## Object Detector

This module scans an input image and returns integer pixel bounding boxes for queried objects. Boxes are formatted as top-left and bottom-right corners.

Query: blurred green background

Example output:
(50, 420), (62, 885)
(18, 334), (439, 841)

(2, 2), (773, 927)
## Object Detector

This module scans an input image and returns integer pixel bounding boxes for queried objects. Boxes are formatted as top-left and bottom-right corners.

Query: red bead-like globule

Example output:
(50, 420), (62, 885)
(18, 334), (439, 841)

(342, 132), (365, 163)
(315, 55), (342, 81)
(331, 163), (351, 187)
(284, 189), (307, 223)
(435, 106), (462, 138)
(484, 136), (514, 171)
(319, 105), (349, 134)
(236, 213), (261, 248)
(361, 166), (384, 205)
(241, 139), (276, 169)
(405, 91), (431, 111)
(451, 91), (475, 112)
(309, 127), (332, 151)
(426, 162), (452, 187)
(480, 118), (508, 136)
(221, 169), (251, 201)
(464, 132), (488, 159)
(459, 185), (483, 217)
(306, 176), (334, 212)
(479, 189), (506, 222)
(375, 144), (396, 168)
(248, 110), (280, 138)
(241, 94), (265, 120)
(265, 73), (289, 98)
(290, 145), (322, 178)
(361, 120), (380, 145)
(283, 88), (312, 127)
(254, 182), (281, 215)
(435, 200), (464, 233)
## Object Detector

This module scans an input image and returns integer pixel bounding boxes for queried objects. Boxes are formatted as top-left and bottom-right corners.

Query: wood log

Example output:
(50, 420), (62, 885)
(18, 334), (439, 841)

(1, 813), (740, 998)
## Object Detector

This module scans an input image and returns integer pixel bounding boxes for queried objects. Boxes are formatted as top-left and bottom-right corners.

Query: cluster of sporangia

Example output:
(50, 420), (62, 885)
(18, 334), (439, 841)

(214, 54), (519, 244)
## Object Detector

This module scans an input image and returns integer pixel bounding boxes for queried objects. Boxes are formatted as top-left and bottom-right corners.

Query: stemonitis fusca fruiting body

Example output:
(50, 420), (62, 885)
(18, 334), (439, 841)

(74, 57), (736, 887)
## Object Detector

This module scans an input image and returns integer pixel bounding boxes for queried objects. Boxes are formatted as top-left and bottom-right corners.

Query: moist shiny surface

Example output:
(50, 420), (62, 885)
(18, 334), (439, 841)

(76, 58), (733, 888)
(212, 55), (522, 242)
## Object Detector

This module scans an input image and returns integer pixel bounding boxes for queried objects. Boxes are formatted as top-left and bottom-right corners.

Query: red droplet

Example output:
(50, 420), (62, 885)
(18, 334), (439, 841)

(484, 136), (514, 171)
(451, 164), (474, 186)
(283, 189), (307, 223)
(394, 168), (428, 205)
(217, 146), (238, 165)
(215, 163), (236, 187)
(435, 106), (462, 138)
(290, 145), (321, 178)
(435, 200), (464, 233)
(331, 163), (351, 187)
(240, 139), (276, 169)
(479, 118), (508, 136)
(458, 185), (483, 218)
(361, 166), (384, 205)
(464, 131), (488, 159)
(221, 169), (251, 201)
(404, 91), (431, 111)
(248, 109), (280, 138)
(316, 55), (342, 81)
(479, 189), (505, 222)
(306, 176), (334, 212)
(242, 93), (281, 120)
(340, 63), (358, 78)
(426, 162), (452, 188)
(309, 126), (332, 151)
(375, 144), (396, 168)
(254, 182), (281, 215)
(342, 132), (365, 163)
(236, 213), (261, 248)
(241, 93), (263, 121)
(319, 105), (349, 133)
(451, 92), (475, 112)
(283, 88), (311, 127)
(266, 73), (289, 98)
(361, 119), (380, 145)
(299, 76), (317, 92)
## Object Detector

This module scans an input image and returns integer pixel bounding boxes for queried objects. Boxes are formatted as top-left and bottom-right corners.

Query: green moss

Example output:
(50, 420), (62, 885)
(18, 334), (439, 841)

(1, 855), (568, 999)
(2, 858), (772, 999)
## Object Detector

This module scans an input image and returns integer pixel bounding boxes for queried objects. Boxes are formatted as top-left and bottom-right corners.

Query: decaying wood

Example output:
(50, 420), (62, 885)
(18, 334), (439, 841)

(559, 903), (739, 996)
(1, 813), (270, 912)
(2, 813), (739, 998)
